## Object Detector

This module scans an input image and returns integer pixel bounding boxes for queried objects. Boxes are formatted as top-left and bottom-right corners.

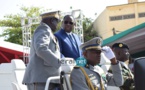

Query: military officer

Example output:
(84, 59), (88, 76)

(70, 37), (123, 90)
(22, 11), (61, 90)
(112, 43), (135, 90)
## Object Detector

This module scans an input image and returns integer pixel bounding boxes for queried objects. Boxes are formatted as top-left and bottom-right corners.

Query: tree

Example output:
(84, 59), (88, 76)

(0, 6), (98, 45)
(83, 17), (99, 42)
(0, 6), (44, 45)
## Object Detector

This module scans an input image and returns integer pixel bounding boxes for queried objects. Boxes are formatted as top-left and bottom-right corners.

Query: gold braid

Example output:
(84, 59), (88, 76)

(100, 77), (105, 90)
(80, 67), (98, 90)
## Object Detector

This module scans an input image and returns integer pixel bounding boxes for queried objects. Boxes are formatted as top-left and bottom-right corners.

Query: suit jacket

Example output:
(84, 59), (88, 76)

(23, 22), (61, 84)
(70, 63), (123, 90)
(54, 29), (82, 60)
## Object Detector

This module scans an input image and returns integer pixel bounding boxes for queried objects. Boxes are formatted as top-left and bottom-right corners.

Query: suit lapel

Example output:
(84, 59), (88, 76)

(48, 28), (60, 50)
(61, 29), (72, 45)
(73, 34), (80, 53)
(40, 22), (59, 50)
(41, 22), (57, 45)
(61, 29), (79, 55)
(72, 34), (80, 54)
(55, 37), (60, 50)
(50, 31), (57, 44)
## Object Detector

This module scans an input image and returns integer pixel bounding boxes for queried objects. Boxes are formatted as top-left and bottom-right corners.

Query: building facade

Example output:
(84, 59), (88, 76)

(93, 1), (145, 39)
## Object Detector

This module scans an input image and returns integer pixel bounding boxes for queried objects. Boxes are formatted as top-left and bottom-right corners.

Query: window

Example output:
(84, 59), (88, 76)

(139, 12), (145, 18)
(110, 14), (135, 21)
(110, 15), (122, 21)
(123, 14), (135, 19)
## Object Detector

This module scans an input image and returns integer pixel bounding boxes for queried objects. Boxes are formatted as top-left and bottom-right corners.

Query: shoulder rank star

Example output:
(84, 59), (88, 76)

(119, 44), (123, 47)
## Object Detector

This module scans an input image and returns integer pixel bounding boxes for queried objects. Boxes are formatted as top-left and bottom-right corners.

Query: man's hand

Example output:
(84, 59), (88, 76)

(102, 46), (115, 60)
(102, 46), (117, 64)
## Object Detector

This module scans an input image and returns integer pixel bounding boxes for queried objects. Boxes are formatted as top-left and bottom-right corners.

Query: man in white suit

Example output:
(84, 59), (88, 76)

(23, 11), (61, 90)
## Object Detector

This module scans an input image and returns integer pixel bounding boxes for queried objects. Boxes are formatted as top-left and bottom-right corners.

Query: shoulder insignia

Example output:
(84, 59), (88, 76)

(74, 66), (80, 69)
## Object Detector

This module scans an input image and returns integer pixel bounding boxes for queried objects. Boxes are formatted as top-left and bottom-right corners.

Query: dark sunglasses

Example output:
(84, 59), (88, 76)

(64, 21), (74, 25)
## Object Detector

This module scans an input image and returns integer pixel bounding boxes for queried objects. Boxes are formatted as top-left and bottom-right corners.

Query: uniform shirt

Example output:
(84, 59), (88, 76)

(23, 22), (61, 84)
(119, 61), (135, 90)
(71, 62), (123, 90)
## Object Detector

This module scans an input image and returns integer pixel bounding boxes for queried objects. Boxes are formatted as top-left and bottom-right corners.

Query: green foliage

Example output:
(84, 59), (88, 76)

(0, 6), (99, 45)
(20, 6), (42, 17)
(83, 17), (99, 42)
(0, 6), (43, 45)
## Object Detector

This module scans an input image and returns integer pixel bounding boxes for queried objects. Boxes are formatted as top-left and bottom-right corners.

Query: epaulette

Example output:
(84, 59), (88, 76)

(74, 66), (80, 69)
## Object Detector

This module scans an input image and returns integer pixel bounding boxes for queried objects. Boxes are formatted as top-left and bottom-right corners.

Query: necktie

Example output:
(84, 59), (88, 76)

(68, 34), (78, 53)
(69, 34), (77, 46)
(68, 34), (74, 42)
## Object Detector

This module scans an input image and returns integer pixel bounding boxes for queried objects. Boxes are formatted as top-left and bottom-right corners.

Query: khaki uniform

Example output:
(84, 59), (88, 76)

(22, 23), (61, 90)
(71, 62), (123, 90)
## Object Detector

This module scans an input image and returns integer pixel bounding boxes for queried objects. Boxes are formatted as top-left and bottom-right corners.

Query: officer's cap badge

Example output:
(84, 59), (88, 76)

(119, 43), (123, 47)
(96, 39), (101, 45)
